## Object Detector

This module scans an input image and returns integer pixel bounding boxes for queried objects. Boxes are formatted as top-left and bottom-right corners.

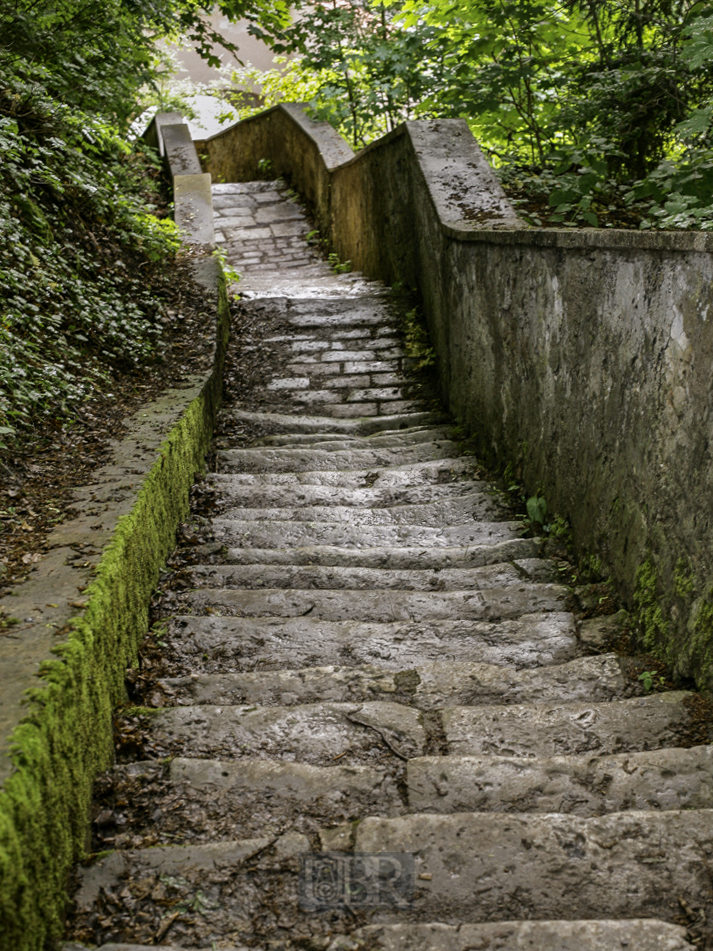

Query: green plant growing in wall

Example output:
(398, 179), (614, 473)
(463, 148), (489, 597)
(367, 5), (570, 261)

(327, 252), (352, 273)
(526, 494), (547, 528)
(212, 247), (241, 296)
(403, 307), (436, 370)
(638, 669), (665, 692)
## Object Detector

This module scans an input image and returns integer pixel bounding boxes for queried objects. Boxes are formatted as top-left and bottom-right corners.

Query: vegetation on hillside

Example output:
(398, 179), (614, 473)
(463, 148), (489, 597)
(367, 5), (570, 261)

(0, 0), (288, 450)
(235, 0), (713, 230)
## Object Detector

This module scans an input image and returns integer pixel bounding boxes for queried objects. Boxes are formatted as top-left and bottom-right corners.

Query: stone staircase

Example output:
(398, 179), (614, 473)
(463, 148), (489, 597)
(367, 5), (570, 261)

(63, 182), (713, 951)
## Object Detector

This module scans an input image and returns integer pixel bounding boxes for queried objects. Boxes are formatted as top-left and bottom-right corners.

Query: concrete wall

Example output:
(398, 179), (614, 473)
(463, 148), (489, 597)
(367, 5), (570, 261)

(197, 104), (713, 689)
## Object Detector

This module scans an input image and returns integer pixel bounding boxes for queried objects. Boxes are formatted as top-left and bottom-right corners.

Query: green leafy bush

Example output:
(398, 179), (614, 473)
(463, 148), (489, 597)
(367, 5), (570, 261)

(0, 70), (181, 443)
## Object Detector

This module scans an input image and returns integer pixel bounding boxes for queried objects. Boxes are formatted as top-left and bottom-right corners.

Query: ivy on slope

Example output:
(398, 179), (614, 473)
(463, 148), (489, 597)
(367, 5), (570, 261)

(0, 68), (180, 449)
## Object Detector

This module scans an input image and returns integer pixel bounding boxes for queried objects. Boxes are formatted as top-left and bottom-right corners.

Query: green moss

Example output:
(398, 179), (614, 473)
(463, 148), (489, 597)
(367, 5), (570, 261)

(674, 558), (695, 599)
(686, 589), (713, 686)
(633, 558), (669, 655)
(0, 270), (228, 950)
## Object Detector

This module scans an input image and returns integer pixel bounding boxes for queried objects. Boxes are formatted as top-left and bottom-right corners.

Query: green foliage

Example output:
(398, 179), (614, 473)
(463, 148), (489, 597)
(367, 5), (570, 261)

(638, 669), (665, 692)
(526, 494), (548, 527)
(0, 0), (290, 447)
(0, 72), (180, 440)
(213, 245), (242, 291)
(248, 0), (713, 230)
(328, 252), (352, 273)
(402, 307), (436, 369)
(249, 0), (440, 146)
(0, 301), (229, 947)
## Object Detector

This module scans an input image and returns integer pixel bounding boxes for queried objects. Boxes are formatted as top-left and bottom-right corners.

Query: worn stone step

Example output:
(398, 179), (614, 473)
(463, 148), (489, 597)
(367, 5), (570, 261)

(283, 345), (405, 364)
(258, 387), (413, 409)
(178, 583), (568, 623)
(347, 921), (695, 950)
(255, 426), (453, 448)
(159, 655), (626, 709)
(69, 833), (311, 948)
(318, 399), (425, 419)
(212, 540), (541, 570)
(66, 946), (249, 951)
(285, 296), (393, 325)
(216, 443), (460, 473)
(142, 701), (426, 765)
(353, 809), (713, 925)
(206, 476), (489, 509)
(99, 757), (403, 847)
(210, 457), (479, 487)
(407, 744), (713, 816)
(218, 494), (507, 525)
(213, 517), (521, 549)
(442, 692), (696, 758)
(67, 815), (713, 945)
(222, 408), (448, 435)
(184, 560), (556, 592)
(164, 612), (580, 673)
(285, 335), (404, 355)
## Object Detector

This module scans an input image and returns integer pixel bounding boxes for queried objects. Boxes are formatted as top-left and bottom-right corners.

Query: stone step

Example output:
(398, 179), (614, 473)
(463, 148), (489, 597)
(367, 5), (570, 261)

(205, 478), (492, 509)
(257, 387), (413, 410)
(283, 344), (406, 363)
(279, 334), (404, 354)
(221, 408), (448, 435)
(353, 809), (713, 925)
(177, 583), (568, 623)
(315, 399), (425, 419)
(284, 296), (393, 325)
(66, 946), (249, 951)
(139, 694), (686, 767)
(69, 833), (311, 948)
(442, 692), (695, 758)
(99, 757), (403, 847)
(254, 425), (453, 448)
(217, 494), (508, 525)
(142, 701), (427, 765)
(210, 457), (479, 487)
(407, 744), (713, 815)
(216, 444), (460, 473)
(165, 613), (581, 673)
(159, 655), (626, 708)
(212, 517), (522, 549)
(184, 560), (556, 592)
(212, 540), (541, 570)
(347, 921), (695, 950)
(67, 815), (713, 945)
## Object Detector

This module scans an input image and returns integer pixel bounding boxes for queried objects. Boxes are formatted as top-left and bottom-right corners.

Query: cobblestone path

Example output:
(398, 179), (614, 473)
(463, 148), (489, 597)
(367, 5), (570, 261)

(65, 182), (713, 951)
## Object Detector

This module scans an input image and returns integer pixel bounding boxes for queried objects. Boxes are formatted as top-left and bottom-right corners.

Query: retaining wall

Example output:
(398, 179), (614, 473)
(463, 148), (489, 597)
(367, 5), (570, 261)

(197, 104), (713, 689)
(0, 114), (225, 949)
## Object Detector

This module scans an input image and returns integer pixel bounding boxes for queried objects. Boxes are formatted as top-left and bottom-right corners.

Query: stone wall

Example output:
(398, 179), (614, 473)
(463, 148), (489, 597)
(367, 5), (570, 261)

(197, 105), (713, 689)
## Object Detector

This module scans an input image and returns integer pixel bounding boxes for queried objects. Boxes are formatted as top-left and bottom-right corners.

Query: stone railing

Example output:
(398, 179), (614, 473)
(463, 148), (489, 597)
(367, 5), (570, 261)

(195, 103), (713, 689)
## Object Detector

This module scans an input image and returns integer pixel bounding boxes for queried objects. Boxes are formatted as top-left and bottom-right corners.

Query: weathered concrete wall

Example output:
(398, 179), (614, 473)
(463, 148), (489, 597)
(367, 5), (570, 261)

(198, 104), (713, 689)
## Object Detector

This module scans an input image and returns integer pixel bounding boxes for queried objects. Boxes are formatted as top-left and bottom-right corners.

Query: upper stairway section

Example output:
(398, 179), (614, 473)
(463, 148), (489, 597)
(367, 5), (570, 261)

(179, 102), (713, 695)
